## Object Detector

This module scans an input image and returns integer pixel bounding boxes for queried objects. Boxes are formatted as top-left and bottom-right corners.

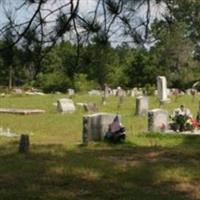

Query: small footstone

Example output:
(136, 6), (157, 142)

(19, 134), (30, 153)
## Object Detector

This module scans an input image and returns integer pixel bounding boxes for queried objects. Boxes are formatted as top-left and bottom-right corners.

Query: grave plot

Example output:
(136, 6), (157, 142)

(148, 108), (200, 135)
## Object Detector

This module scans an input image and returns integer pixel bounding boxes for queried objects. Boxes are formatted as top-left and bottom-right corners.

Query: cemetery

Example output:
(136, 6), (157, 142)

(0, 87), (200, 200)
(0, 0), (200, 199)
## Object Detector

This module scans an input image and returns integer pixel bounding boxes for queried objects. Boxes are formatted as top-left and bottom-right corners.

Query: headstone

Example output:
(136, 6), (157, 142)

(112, 89), (117, 96)
(19, 134), (29, 153)
(126, 90), (131, 96)
(0, 108), (45, 115)
(131, 88), (138, 97)
(157, 76), (168, 103)
(116, 87), (125, 108)
(102, 84), (111, 104)
(185, 88), (197, 96)
(68, 88), (75, 96)
(148, 109), (168, 132)
(82, 113), (120, 143)
(25, 91), (45, 96)
(104, 84), (111, 97)
(13, 88), (23, 95)
(135, 96), (149, 116)
(83, 103), (98, 113)
(137, 88), (143, 97)
(88, 90), (102, 96)
(57, 98), (76, 113)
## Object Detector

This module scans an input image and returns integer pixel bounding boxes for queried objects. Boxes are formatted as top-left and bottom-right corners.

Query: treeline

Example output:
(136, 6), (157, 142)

(1, 1), (200, 92)
(0, 36), (199, 92)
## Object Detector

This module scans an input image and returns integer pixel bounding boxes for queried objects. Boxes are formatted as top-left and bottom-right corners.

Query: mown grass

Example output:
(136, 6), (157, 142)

(0, 93), (200, 200)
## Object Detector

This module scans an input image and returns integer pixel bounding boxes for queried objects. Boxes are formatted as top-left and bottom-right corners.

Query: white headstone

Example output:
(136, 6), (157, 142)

(135, 96), (149, 116)
(157, 76), (168, 102)
(148, 109), (168, 132)
(14, 88), (23, 94)
(112, 89), (117, 96)
(82, 113), (120, 143)
(57, 98), (76, 113)
(88, 90), (102, 96)
(68, 88), (75, 96)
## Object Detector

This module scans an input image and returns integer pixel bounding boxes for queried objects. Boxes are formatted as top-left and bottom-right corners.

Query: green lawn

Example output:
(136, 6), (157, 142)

(0, 93), (200, 200)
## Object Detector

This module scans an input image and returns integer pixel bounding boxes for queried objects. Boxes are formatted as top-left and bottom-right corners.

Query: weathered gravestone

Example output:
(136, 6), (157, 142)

(148, 109), (168, 132)
(0, 108), (45, 115)
(13, 88), (23, 95)
(157, 76), (168, 103)
(135, 96), (149, 116)
(112, 89), (117, 96)
(67, 88), (75, 96)
(102, 84), (111, 105)
(83, 103), (98, 113)
(57, 98), (76, 113)
(88, 90), (102, 96)
(19, 134), (29, 153)
(82, 113), (120, 144)
(116, 87), (125, 108)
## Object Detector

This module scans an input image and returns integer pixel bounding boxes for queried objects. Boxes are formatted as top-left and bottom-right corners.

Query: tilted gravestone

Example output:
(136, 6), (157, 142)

(82, 113), (120, 144)
(148, 109), (168, 132)
(83, 103), (98, 113)
(157, 76), (168, 103)
(57, 98), (76, 113)
(135, 96), (149, 116)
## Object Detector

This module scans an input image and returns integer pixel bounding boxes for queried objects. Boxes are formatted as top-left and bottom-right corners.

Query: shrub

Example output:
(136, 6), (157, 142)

(35, 72), (72, 93)
(144, 84), (155, 95)
(74, 73), (98, 92)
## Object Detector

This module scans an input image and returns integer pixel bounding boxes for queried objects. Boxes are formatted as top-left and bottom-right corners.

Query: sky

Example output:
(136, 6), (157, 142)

(0, 0), (166, 46)
(0, 0), (165, 25)
(0, 0), (97, 26)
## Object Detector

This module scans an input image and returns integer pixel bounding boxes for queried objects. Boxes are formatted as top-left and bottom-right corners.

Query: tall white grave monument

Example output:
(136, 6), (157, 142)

(157, 76), (168, 103)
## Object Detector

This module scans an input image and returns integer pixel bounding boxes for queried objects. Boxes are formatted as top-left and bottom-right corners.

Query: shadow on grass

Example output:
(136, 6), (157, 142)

(0, 141), (199, 200)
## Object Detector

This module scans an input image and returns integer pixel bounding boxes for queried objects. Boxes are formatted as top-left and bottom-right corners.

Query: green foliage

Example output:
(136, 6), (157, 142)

(124, 49), (159, 87)
(36, 72), (72, 93)
(144, 84), (156, 95)
(150, 21), (199, 88)
(1, 6), (200, 91)
(74, 73), (98, 92)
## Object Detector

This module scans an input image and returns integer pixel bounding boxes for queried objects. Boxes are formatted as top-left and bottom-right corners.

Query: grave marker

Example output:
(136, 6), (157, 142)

(82, 113), (120, 143)
(57, 98), (76, 113)
(157, 76), (168, 103)
(148, 109), (168, 132)
(135, 96), (149, 116)
(19, 134), (29, 153)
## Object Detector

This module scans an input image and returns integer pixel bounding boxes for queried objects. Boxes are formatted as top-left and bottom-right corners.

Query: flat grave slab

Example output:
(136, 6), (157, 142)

(164, 130), (200, 136)
(0, 108), (45, 115)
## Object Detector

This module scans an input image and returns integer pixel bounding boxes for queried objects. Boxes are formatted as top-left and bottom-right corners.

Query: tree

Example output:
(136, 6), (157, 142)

(150, 19), (199, 88)
(0, 28), (19, 88)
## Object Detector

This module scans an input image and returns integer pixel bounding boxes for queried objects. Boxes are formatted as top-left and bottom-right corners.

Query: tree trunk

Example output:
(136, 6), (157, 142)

(8, 65), (12, 90)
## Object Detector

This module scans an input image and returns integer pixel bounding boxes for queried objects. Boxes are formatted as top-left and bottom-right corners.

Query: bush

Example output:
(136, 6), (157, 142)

(35, 72), (72, 93)
(144, 84), (155, 95)
(74, 73), (98, 92)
